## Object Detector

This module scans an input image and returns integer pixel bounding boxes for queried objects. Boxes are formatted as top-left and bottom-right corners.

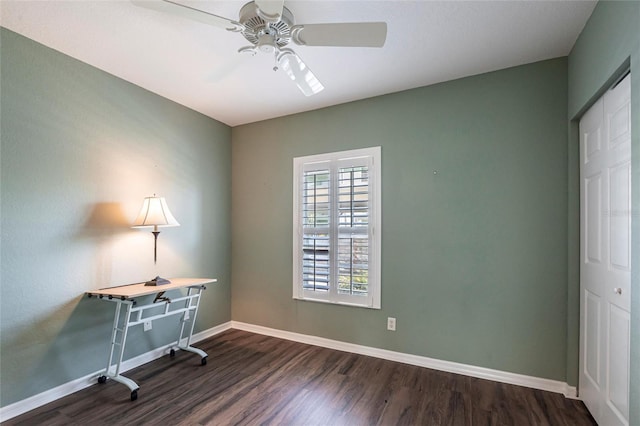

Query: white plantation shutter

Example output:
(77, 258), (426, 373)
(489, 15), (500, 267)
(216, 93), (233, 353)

(293, 147), (381, 309)
(302, 167), (331, 292)
(337, 164), (370, 296)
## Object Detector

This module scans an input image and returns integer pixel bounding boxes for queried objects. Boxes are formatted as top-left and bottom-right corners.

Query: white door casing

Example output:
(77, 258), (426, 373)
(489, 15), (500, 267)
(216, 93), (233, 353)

(579, 73), (631, 426)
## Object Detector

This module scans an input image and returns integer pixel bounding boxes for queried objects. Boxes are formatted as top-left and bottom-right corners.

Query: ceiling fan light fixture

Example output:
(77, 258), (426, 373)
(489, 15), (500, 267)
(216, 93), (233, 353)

(278, 49), (324, 96)
(258, 34), (277, 53)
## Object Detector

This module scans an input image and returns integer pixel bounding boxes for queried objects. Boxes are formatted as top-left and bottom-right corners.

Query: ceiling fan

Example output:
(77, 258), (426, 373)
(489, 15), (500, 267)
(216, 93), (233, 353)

(131, 0), (387, 96)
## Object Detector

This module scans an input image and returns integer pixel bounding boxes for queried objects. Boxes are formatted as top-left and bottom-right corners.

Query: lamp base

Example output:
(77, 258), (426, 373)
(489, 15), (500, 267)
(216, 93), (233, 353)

(144, 276), (172, 286)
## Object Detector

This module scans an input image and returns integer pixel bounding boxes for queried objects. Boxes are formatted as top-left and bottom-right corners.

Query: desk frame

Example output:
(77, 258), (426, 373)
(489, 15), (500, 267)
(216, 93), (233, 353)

(87, 278), (215, 401)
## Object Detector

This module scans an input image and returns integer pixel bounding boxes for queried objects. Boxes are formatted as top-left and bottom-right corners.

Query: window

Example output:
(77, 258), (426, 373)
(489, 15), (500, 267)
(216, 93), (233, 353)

(293, 147), (381, 308)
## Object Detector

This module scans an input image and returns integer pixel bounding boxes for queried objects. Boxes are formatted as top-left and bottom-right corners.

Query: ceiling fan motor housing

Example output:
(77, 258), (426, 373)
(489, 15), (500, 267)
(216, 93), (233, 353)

(239, 1), (294, 48)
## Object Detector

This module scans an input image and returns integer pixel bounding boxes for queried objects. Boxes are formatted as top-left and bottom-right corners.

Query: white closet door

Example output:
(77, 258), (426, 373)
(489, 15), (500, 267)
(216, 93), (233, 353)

(579, 73), (631, 426)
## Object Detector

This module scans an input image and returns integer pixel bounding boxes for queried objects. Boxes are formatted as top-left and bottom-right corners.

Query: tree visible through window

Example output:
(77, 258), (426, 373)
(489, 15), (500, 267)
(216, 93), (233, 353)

(293, 147), (381, 309)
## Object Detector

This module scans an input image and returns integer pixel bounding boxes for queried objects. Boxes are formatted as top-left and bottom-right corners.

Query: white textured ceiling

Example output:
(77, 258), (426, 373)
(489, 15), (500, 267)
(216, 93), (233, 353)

(1, 0), (596, 126)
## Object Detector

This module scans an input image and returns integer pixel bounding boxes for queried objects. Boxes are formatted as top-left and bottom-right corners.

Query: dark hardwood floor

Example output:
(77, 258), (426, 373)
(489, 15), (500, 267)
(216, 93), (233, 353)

(4, 329), (595, 425)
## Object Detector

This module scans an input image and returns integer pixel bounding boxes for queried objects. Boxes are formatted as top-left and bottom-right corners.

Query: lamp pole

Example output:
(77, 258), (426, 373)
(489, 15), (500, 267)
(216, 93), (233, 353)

(152, 225), (160, 264)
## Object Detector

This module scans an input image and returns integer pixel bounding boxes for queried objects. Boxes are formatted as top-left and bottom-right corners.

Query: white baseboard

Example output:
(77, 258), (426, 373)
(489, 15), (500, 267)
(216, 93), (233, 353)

(231, 321), (578, 399)
(563, 384), (579, 399)
(1, 320), (577, 422)
(0, 321), (233, 422)
(192, 321), (233, 342)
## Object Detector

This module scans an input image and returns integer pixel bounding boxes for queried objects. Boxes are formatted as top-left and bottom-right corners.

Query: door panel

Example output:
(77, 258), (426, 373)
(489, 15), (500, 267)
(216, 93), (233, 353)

(585, 173), (602, 264)
(607, 304), (629, 418)
(584, 290), (601, 386)
(609, 161), (630, 271)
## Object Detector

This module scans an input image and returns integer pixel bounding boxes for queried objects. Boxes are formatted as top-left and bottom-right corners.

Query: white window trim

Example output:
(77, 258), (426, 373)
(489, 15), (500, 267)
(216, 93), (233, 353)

(292, 146), (381, 309)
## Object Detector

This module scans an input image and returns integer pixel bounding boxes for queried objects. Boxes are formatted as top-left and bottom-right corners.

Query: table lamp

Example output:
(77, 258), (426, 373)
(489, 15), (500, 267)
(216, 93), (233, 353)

(132, 195), (180, 285)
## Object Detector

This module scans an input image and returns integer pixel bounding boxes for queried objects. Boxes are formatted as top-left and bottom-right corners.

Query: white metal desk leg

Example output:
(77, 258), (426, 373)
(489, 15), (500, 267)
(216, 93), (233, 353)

(98, 299), (139, 401)
(174, 286), (208, 364)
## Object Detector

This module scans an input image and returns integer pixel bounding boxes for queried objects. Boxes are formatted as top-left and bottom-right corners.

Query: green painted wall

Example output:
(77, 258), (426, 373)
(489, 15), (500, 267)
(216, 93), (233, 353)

(232, 58), (569, 381)
(0, 29), (232, 407)
(4, 0), (638, 416)
(567, 1), (640, 422)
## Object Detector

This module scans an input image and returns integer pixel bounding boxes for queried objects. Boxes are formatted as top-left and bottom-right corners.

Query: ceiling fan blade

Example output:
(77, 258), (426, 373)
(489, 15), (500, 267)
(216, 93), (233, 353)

(254, 0), (284, 22)
(277, 49), (324, 97)
(131, 0), (242, 31)
(292, 22), (387, 47)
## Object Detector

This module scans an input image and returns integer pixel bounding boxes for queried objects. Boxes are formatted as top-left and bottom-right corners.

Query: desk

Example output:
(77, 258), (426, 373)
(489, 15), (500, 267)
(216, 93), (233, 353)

(87, 278), (216, 401)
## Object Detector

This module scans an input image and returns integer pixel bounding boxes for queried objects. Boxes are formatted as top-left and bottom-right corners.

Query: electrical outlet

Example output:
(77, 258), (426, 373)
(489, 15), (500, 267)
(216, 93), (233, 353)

(144, 321), (152, 332)
(387, 317), (396, 331)
(184, 310), (190, 321)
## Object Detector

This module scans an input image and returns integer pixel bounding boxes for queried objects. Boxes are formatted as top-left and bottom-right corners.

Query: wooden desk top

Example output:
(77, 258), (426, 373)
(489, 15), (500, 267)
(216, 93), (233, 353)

(86, 278), (216, 299)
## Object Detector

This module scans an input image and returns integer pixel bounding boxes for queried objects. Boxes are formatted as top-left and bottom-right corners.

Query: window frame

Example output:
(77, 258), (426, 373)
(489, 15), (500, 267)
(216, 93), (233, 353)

(292, 146), (381, 309)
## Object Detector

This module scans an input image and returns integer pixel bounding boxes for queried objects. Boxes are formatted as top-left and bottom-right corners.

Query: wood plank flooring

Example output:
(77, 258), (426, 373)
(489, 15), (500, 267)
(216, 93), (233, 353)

(4, 329), (596, 425)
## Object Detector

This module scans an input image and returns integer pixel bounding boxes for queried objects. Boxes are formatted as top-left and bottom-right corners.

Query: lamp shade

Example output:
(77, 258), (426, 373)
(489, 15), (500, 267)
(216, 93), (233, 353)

(132, 196), (180, 228)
